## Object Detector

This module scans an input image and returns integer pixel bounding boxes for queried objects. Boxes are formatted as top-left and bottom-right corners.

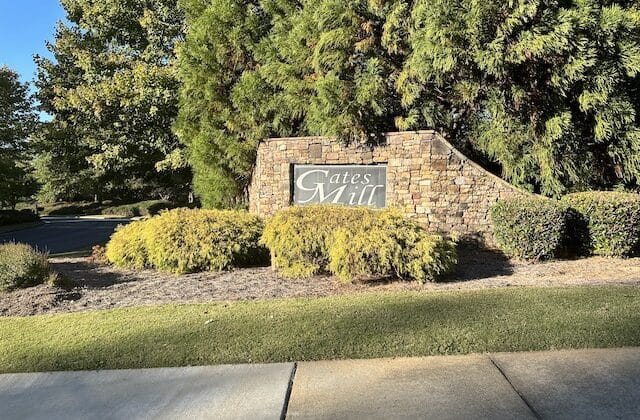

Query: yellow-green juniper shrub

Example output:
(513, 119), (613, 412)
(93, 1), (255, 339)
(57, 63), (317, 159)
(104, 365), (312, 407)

(105, 221), (150, 270)
(105, 209), (268, 274)
(329, 209), (457, 282)
(262, 205), (457, 282)
(261, 205), (376, 278)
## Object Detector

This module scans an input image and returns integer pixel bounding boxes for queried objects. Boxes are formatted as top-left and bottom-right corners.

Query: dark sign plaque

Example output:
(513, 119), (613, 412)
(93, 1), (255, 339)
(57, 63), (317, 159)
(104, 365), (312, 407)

(292, 164), (387, 208)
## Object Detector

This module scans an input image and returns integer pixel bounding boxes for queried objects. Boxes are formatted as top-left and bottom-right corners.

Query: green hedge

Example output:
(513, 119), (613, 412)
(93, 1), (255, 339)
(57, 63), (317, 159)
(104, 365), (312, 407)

(561, 192), (640, 257)
(105, 209), (268, 274)
(261, 205), (457, 282)
(102, 200), (176, 217)
(40, 202), (104, 216)
(0, 210), (39, 226)
(491, 197), (570, 260)
(0, 243), (50, 292)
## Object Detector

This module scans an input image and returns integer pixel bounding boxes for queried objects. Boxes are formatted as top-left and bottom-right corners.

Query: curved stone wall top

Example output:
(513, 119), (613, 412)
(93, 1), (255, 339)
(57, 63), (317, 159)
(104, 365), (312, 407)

(248, 130), (527, 243)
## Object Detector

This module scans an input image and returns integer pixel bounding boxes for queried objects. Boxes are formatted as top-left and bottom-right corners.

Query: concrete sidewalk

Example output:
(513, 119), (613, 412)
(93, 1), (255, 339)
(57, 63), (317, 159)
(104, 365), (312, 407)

(0, 348), (638, 419)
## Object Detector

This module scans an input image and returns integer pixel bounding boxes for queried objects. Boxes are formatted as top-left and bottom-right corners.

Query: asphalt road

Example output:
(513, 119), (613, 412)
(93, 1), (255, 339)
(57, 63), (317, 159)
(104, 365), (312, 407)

(0, 218), (129, 254)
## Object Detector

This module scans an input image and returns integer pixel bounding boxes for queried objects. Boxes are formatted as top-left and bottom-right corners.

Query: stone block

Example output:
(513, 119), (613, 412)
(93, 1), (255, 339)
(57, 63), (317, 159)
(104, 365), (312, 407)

(309, 143), (323, 159)
(431, 160), (447, 171)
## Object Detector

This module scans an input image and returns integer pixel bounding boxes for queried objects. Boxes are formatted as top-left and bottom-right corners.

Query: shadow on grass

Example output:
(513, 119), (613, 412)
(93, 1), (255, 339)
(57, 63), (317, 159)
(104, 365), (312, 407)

(4, 294), (490, 372)
(4, 287), (640, 373)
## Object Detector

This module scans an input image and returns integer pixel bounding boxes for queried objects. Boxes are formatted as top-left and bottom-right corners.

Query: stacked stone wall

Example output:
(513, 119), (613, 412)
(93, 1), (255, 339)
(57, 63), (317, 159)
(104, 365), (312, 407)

(248, 130), (527, 243)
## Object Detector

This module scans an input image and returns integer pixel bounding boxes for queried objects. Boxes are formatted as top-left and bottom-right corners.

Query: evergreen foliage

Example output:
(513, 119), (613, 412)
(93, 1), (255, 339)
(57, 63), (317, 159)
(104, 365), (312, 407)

(177, 0), (640, 205)
(261, 205), (373, 278)
(562, 191), (640, 256)
(261, 205), (457, 281)
(105, 208), (268, 273)
(400, 0), (640, 196)
(176, 0), (403, 206)
(328, 209), (457, 283)
(491, 197), (570, 260)
(0, 243), (50, 292)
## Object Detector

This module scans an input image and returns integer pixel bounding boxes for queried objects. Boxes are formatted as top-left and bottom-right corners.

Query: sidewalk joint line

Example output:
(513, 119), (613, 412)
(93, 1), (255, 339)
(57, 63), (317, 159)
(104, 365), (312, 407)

(280, 362), (297, 420)
(488, 355), (542, 420)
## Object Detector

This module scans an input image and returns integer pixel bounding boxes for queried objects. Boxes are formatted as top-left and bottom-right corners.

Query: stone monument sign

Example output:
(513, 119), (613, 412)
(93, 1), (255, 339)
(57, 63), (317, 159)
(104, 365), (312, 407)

(293, 164), (387, 208)
(249, 130), (526, 243)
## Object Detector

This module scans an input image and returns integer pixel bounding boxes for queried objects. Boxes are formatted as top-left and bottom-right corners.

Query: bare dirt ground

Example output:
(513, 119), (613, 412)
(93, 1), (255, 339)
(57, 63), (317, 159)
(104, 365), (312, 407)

(2, 250), (640, 317)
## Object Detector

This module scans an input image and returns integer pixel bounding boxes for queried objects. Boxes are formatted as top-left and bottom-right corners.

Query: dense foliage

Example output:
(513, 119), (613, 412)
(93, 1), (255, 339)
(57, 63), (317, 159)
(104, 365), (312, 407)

(105, 221), (149, 270)
(328, 209), (457, 282)
(261, 205), (457, 282)
(102, 200), (176, 217)
(0, 210), (39, 227)
(261, 205), (374, 278)
(491, 197), (570, 260)
(34, 0), (190, 203)
(177, 0), (640, 206)
(105, 209), (268, 273)
(0, 67), (38, 208)
(562, 191), (640, 256)
(400, 0), (640, 196)
(0, 243), (50, 292)
(39, 201), (105, 216)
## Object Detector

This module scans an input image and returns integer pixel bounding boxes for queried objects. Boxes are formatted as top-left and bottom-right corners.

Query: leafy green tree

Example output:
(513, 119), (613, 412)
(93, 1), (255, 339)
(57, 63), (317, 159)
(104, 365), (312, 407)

(0, 67), (38, 208)
(398, 0), (640, 196)
(176, 0), (405, 207)
(177, 0), (640, 205)
(175, 0), (271, 207)
(35, 0), (190, 203)
(31, 124), (97, 203)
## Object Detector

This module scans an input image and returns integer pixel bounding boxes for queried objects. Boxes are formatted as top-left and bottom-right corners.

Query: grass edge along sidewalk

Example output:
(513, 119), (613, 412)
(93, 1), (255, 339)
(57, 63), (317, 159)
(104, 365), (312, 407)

(1, 286), (639, 373)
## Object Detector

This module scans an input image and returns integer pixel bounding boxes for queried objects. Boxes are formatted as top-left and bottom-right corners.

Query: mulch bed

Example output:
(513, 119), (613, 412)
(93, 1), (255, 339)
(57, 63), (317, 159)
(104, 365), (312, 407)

(2, 250), (640, 317)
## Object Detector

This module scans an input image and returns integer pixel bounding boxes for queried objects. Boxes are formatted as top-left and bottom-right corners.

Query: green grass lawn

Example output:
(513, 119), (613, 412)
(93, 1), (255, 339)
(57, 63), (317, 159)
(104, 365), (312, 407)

(1, 286), (639, 373)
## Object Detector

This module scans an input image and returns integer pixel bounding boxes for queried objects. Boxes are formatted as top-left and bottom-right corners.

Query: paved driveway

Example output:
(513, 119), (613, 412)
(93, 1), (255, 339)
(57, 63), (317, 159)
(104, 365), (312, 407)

(0, 218), (129, 254)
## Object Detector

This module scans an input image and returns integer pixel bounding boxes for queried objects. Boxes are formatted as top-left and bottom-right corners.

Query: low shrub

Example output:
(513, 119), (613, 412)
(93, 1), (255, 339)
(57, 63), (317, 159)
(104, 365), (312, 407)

(105, 209), (268, 274)
(328, 209), (457, 282)
(40, 202), (103, 216)
(46, 272), (75, 288)
(491, 197), (569, 260)
(261, 205), (457, 282)
(105, 221), (150, 270)
(261, 205), (375, 278)
(561, 191), (640, 257)
(144, 209), (267, 273)
(102, 200), (176, 217)
(0, 209), (39, 226)
(0, 243), (50, 292)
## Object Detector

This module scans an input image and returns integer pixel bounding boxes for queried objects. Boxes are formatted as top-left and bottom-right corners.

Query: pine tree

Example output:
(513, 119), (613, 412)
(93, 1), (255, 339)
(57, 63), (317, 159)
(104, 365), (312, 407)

(177, 0), (640, 205)
(398, 0), (640, 195)
(177, 0), (408, 206)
